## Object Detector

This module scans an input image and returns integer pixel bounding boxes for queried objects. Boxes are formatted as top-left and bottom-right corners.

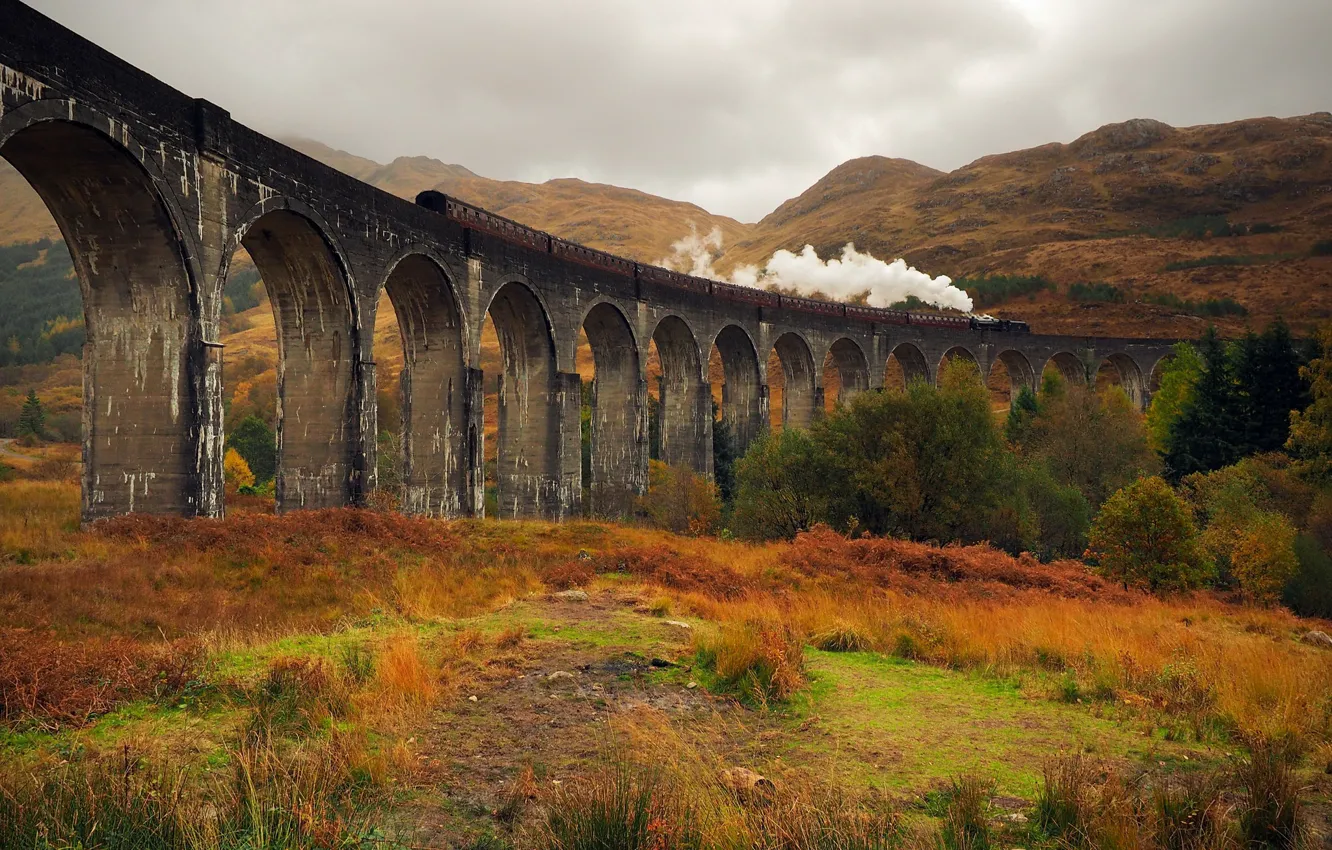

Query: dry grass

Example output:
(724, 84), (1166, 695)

(0, 629), (201, 729)
(0, 735), (385, 849)
(693, 621), (807, 706)
(2, 479), (1331, 748)
(367, 635), (440, 716)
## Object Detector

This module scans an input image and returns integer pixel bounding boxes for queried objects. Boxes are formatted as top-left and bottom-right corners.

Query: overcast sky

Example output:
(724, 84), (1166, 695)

(28, 0), (1332, 222)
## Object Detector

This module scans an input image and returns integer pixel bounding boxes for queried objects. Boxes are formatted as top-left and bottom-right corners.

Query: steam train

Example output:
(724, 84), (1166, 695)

(415, 191), (1030, 334)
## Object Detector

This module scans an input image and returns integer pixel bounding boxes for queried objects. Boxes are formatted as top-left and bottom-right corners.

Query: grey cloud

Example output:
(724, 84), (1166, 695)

(25, 0), (1332, 222)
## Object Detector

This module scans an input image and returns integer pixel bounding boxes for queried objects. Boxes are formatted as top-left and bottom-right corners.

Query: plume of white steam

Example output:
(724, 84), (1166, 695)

(658, 225), (973, 313)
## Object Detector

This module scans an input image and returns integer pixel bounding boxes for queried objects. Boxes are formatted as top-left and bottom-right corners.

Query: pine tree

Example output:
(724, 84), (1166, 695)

(1164, 326), (1244, 479)
(1005, 384), (1040, 449)
(16, 388), (45, 438)
(1235, 318), (1308, 455)
(711, 400), (737, 505)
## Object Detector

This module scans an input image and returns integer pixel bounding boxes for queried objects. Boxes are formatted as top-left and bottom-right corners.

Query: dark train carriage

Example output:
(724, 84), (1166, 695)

(778, 293), (845, 318)
(909, 312), (971, 330)
(637, 264), (710, 294)
(712, 280), (779, 308)
(846, 304), (910, 325)
(550, 238), (636, 277)
(415, 190), (549, 253)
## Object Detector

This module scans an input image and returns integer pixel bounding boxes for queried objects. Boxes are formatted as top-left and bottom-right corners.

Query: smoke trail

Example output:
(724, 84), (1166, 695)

(658, 225), (973, 312)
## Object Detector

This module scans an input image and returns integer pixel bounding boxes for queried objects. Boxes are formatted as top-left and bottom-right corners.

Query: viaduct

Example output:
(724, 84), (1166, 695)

(0, 0), (1177, 523)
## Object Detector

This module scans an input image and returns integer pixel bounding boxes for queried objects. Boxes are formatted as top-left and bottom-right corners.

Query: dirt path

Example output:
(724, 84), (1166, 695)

(400, 592), (734, 847)
(0, 439), (31, 462)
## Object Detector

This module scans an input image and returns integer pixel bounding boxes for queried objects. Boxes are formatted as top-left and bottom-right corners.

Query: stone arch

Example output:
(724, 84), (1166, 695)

(0, 110), (201, 521)
(823, 337), (870, 411)
(886, 342), (930, 389)
(988, 349), (1037, 408)
(710, 324), (763, 457)
(227, 204), (360, 512)
(482, 280), (564, 519)
(1097, 352), (1147, 408)
(1148, 352), (1174, 394)
(381, 251), (467, 516)
(1044, 351), (1088, 386)
(651, 315), (709, 474)
(582, 301), (645, 517)
(770, 332), (818, 430)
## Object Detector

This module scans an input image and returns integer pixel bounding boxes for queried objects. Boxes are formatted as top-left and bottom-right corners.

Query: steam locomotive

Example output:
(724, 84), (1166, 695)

(415, 191), (1030, 334)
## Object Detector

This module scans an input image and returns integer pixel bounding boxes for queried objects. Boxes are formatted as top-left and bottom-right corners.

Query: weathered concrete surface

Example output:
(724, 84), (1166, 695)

(0, 0), (1179, 523)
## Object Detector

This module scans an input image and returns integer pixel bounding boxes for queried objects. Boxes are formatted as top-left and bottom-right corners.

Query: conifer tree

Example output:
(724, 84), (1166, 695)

(1235, 318), (1308, 455)
(1164, 326), (1244, 479)
(16, 388), (44, 438)
(1005, 384), (1039, 448)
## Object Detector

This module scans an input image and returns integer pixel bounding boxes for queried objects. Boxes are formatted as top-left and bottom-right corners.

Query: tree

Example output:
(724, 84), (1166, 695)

(223, 448), (255, 490)
(1004, 384), (1039, 448)
(1087, 476), (1212, 592)
(1182, 463), (1300, 603)
(228, 414), (277, 484)
(16, 388), (45, 439)
(1164, 327), (1245, 479)
(1145, 342), (1203, 454)
(639, 460), (721, 536)
(711, 401), (738, 505)
(1228, 512), (1299, 604)
(731, 429), (824, 541)
(1287, 324), (1332, 482)
(812, 357), (1005, 541)
(1014, 459), (1091, 560)
(1024, 381), (1158, 510)
(1235, 318), (1308, 456)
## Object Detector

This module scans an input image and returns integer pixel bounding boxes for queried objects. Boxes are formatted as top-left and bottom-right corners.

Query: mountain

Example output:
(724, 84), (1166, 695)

(0, 162), (60, 245)
(724, 115), (1332, 337)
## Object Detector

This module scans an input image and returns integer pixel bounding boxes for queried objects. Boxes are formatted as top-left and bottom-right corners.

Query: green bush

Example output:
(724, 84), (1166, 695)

(940, 776), (993, 850)
(1067, 282), (1126, 303)
(1285, 534), (1332, 618)
(1311, 239), (1332, 257)
(1162, 255), (1256, 271)
(1146, 292), (1248, 316)
(1087, 477), (1213, 592)
(955, 274), (1054, 308)
(1147, 216), (1245, 239)
(1034, 755), (1095, 842)
(731, 429), (823, 541)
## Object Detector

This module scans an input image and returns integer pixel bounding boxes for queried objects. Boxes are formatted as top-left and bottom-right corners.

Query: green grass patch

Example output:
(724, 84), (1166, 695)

(778, 650), (1217, 797)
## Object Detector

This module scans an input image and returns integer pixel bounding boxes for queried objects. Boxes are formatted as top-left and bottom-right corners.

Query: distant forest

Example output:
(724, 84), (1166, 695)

(0, 239), (80, 367)
(0, 239), (262, 367)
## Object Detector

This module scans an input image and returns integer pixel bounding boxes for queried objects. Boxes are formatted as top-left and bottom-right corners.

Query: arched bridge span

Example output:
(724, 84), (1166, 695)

(0, 0), (1176, 522)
